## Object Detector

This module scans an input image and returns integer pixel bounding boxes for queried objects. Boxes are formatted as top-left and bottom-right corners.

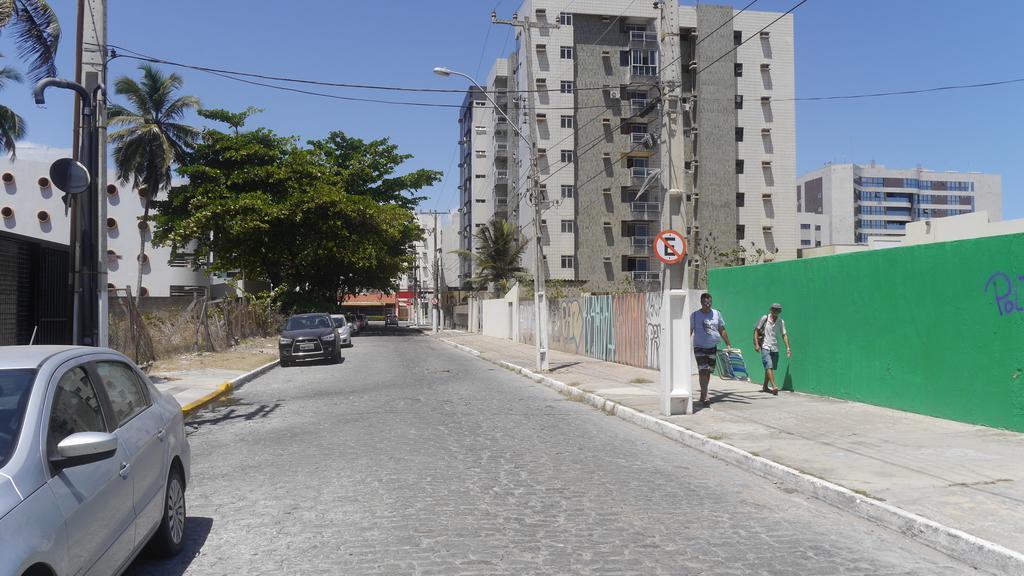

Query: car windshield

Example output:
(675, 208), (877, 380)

(285, 315), (333, 331)
(0, 369), (35, 467)
(331, 315), (347, 327)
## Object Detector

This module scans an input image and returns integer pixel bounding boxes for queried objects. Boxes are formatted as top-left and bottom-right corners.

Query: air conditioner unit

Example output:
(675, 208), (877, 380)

(602, 256), (613, 262)
(601, 49), (611, 58)
(761, 127), (772, 134)
(762, 160), (772, 167)
(602, 152), (612, 159)
(602, 187), (612, 195)
(761, 96), (772, 103)
(761, 63), (771, 70)
(760, 31), (771, 38)
(601, 118), (612, 125)
(609, 89), (620, 100)
(688, 60), (698, 70)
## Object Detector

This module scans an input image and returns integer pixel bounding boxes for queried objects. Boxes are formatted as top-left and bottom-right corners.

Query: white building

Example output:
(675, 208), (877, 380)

(403, 210), (460, 322)
(796, 162), (1002, 248)
(0, 151), (209, 298)
(461, 0), (798, 289)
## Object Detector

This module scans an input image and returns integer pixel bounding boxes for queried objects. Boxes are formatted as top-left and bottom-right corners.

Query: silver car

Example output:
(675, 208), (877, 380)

(330, 314), (353, 347)
(0, 346), (191, 576)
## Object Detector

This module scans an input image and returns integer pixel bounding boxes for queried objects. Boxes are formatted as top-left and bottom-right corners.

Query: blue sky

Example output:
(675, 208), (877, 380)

(1, 0), (1021, 218)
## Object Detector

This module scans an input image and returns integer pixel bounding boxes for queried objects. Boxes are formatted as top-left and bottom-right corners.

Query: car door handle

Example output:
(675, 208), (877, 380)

(157, 428), (166, 441)
(119, 462), (131, 479)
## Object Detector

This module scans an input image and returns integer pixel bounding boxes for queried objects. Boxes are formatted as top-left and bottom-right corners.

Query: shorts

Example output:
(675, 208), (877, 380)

(761, 348), (780, 370)
(694, 346), (718, 373)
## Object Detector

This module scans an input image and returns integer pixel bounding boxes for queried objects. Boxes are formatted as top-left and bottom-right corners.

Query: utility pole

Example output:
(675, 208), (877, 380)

(74, 0), (108, 346)
(491, 11), (558, 371)
(656, 0), (694, 415)
(420, 210), (447, 334)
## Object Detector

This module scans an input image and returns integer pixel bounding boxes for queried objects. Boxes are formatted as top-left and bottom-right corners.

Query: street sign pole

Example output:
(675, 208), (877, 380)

(657, 1), (694, 415)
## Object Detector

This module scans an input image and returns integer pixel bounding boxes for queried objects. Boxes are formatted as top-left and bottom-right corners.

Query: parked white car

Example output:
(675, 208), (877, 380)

(0, 346), (191, 576)
(330, 314), (353, 347)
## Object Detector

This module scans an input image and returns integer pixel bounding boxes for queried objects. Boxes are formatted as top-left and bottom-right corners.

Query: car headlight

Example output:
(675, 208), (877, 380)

(321, 333), (336, 341)
(279, 337), (293, 345)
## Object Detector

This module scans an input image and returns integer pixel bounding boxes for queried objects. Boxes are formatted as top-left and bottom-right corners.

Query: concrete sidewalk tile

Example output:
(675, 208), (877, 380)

(150, 360), (279, 415)
(431, 329), (1024, 575)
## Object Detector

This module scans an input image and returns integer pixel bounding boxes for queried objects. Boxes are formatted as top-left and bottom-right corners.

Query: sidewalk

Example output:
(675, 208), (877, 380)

(434, 330), (1024, 574)
(147, 337), (279, 413)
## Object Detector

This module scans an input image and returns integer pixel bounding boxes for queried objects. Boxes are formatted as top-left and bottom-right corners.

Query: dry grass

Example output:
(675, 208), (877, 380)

(150, 337), (278, 373)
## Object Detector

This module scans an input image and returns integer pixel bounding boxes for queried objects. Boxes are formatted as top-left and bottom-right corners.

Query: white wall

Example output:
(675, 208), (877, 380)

(0, 152), (209, 297)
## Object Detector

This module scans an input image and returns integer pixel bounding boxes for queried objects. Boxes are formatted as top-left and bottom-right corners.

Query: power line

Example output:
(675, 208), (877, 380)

(97, 42), (657, 96)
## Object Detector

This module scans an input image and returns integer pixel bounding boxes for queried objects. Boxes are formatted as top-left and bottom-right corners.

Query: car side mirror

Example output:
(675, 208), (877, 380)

(50, 431), (118, 470)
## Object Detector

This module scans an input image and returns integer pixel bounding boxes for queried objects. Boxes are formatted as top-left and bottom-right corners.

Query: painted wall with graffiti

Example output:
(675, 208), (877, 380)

(710, 232), (1024, 432)
(515, 293), (662, 370)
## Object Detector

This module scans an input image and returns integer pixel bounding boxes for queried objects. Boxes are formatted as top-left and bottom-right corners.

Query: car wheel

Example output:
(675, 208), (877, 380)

(280, 357), (291, 368)
(148, 466), (186, 557)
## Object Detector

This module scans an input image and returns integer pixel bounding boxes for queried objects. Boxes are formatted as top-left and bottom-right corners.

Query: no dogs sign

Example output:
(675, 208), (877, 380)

(653, 230), (687, 265)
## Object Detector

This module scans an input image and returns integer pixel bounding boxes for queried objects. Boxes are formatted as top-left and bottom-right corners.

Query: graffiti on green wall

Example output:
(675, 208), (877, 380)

(984, 271), (1024, 316)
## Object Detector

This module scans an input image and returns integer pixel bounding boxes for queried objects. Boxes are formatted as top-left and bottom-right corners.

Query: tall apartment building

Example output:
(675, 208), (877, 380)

(457, 59), (515, 286)
(458, 0), (797, 290)
(796, 163), (1002, 247)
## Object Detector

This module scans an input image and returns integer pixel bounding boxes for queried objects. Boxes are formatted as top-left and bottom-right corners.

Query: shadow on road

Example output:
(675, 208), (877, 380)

(357, 324), (422, 337)
(187, 399), (283, 429)
(123, 516), (213, 576)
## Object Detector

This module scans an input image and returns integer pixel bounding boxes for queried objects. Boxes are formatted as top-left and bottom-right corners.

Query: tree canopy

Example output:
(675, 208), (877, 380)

(152, 117), (439, 311)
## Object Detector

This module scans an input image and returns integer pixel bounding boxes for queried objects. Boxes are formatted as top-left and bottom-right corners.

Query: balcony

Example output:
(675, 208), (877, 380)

(494, 143), (508, 158)
(630, 236), (652, 255)
(629, 98), (649, 115)
(629, 30), (658, 43)
(630, 132), (650, 144)
(631, 201), (660, 215)
(631, 271), (661, 282)
(630, 167), (652, 180)
(495, 170), (508, 182)
(631, 65), (658, 77)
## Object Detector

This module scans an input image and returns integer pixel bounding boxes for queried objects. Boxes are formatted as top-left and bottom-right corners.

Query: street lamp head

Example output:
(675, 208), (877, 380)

(432, 67), (452, 77)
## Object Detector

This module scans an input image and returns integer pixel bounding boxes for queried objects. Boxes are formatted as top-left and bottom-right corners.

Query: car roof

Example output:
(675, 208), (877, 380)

(0, 346), (92, 370)
(290, 313), (329, 318)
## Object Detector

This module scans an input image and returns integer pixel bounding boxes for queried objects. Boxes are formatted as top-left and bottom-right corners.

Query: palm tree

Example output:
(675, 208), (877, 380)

(0, 0), (60, 82)
(108, 64), (200, 303)
(0, 61), (26, 158)
(455, 218), (529, 295)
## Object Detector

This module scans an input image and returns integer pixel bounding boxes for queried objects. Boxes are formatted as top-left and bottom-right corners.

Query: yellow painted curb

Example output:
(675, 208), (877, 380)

(181, 381), (233, 414)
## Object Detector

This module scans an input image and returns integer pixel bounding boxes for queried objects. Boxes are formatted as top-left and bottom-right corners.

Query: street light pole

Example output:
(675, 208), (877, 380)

(34, 78), (102, 347)
(433, 66), (549, 371)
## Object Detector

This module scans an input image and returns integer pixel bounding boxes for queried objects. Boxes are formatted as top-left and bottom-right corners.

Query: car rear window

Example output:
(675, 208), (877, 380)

(0, 369), (35, 467)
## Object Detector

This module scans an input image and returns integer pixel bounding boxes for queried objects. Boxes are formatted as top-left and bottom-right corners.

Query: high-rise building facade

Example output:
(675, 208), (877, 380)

(796, 163), (1002, 248)
(459, 1), (797, 290)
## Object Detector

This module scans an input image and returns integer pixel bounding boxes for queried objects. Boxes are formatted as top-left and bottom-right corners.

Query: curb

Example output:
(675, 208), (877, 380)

(435, 336), (1023, 575)
(180, 359), (280, 415)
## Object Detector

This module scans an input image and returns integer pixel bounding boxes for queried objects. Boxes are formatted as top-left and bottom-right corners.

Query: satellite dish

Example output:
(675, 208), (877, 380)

(49, 158), (90, 195)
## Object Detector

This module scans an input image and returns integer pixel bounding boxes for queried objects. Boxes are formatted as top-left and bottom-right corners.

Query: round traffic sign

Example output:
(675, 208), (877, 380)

(653, 230), (687, 265)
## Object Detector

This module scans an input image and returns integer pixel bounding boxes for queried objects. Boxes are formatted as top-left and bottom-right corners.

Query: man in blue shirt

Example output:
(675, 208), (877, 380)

(689, 292), (732, 408)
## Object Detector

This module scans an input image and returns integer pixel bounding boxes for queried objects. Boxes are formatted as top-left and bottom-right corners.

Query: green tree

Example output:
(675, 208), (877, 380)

(152, 121), (437, 312)
(108, 64), (200, 302)
(0, 0), (59, 82)
(198, 106), (262, 135)
(0, 61), (26, 158)
(456, 218), (529, 295)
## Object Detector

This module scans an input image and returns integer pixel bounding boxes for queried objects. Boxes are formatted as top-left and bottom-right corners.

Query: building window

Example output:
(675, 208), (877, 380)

(559, 12), (572, 25)
(560, 115), (574, 129)
(734, 63), (743, 77)
(475, 174), (486, 179)
(560, 185), (575, 198)
(814, 225), (821, 231)
(560, 220), (574, 233)
(734, 31), (742, 46)
(736, 225), (745, 240)
(560, 149), (574, 163)
(560, 80), (574, 94)
(736, 159), (745, 174)
(736, 127), (744, 142)
(801, 239), (812, 246)
(560, 46), (573, 59)
(561, 255), (575, 268)
(735, 95), (743, 109)
(736, 193), (745, 207)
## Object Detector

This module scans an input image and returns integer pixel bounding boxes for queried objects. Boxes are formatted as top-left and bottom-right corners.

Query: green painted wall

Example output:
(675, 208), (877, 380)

(708, 233), (1024, 432)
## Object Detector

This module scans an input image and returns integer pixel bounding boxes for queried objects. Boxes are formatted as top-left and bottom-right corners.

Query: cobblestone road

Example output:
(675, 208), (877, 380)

(127, 326), (979, 575)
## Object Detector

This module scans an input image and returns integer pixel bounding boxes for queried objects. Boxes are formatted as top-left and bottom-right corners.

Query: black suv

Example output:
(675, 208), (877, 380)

(279, 313), (342, 367)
